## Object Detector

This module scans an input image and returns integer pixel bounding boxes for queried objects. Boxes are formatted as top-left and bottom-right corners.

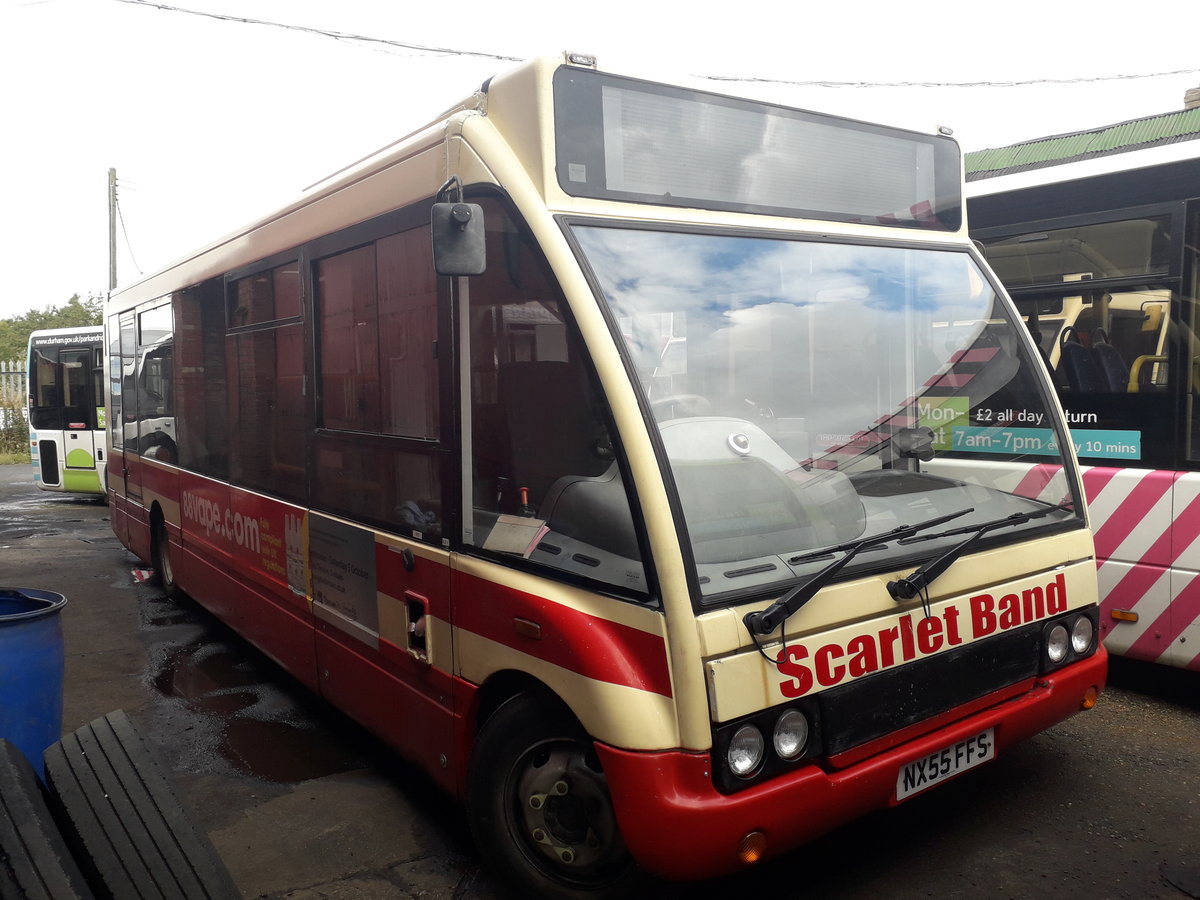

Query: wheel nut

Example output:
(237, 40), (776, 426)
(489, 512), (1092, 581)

(552, 780), (569, 795)
(529, 794), (544, 810)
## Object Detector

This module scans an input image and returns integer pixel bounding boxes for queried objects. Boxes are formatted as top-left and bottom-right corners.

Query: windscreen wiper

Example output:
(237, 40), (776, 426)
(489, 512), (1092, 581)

(887, 501), (1074, 603)
(742, 507), (973, 637)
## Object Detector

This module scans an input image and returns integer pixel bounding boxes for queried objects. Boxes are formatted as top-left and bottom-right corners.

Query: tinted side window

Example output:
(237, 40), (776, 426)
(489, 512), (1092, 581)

(317, 229), (439, 438)
(174, 280), (229, 478)
(228, 323), (306, 501)
(314, 221), (444, 541)
(229, 262), (300, 327)
(136, 303), (175, 461)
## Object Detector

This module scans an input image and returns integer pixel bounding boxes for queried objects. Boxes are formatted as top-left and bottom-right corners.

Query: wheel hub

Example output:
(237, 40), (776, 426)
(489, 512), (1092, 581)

(516, 745), (615, 871)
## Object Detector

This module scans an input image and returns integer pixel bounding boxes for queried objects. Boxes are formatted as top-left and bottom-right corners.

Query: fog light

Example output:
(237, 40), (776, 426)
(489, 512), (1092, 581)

(1082, 686), (1099, 710)
(736, 831), (767, 865)
(773, 709), (809, 760)
(1046, 623), (1069, 664)
(1071, 616), (1094, 654)
(728, 725), (764, 778)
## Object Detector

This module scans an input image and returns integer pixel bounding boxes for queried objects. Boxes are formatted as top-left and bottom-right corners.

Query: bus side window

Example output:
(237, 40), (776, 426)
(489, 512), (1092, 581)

(313, 223), (444, 540)
(174, 280), (230, 479)
(466, 198), (645, 595)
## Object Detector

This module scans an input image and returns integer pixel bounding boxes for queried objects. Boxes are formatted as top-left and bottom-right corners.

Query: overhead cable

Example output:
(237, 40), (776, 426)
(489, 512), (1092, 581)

(110, 0), (1200, 89)
(109, 0), (523, 61)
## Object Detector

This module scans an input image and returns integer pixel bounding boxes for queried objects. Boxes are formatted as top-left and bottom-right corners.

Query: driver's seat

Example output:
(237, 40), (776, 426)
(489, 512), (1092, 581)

(497, 360), (610, 509)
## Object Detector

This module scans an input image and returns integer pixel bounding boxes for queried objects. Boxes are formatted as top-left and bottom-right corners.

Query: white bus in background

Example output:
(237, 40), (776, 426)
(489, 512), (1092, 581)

(968, 127), (1200, 669)
(27, 326), (106, 497)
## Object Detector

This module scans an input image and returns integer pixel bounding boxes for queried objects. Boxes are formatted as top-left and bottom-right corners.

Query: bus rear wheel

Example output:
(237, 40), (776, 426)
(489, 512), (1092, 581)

(466, 693), (645, 900)
(151, 518), (181, 598)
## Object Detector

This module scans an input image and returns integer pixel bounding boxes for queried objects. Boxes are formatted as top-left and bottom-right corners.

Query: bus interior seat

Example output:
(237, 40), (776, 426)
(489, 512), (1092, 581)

(1025, 312), (1054, 373)
(1057, 326), (1105, 393)
(1090, 328), (1130, 393)
(497, 360), (609, 510)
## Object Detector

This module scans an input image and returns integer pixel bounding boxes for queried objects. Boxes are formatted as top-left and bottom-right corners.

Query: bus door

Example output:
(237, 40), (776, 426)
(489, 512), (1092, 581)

(306, 215), (457, 786)
(58, 346), (102, 492)
(108, 311), (140, 548)
(310, 516), (455, 786)
(29, 344), (64, 487)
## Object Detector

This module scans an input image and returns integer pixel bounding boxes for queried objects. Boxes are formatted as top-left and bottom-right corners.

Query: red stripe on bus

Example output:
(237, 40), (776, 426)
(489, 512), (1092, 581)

(1099, 487), (1200, 629)
(1080, 466), (1120, 504)
(453, 572), (673, 698)
(1180, 637), (1200, 672)
(375, 544), (451, 620)
(1127, 571), (1200, 664)
(1089, 470), (1175, 560)
(1099, 557), (1168, 627)
(1119, 492), (1200, 659)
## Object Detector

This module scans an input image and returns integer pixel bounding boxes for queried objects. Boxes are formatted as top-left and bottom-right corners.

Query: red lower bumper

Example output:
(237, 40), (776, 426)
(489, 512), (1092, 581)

(596, 648), (1107, 882)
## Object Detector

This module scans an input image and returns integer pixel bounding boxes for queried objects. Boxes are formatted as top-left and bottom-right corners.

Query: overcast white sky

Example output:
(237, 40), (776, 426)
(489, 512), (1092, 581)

(2, 0), (1198, 320)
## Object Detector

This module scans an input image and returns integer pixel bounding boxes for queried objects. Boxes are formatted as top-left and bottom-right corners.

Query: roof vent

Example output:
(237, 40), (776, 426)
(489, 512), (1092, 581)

(1186, 87), (1200, 111)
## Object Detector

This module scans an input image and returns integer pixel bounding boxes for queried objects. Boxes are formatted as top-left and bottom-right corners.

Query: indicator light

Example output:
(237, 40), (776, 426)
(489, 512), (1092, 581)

(736, 831), (767, 865)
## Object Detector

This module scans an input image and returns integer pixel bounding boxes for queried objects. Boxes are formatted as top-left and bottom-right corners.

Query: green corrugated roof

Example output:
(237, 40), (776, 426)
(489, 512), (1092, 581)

(965, 105), (1200, 180)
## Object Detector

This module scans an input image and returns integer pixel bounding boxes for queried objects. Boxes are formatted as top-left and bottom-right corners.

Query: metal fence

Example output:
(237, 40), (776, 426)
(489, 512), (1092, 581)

(0, 359), (27, 455)
(0, 358), (24, 404)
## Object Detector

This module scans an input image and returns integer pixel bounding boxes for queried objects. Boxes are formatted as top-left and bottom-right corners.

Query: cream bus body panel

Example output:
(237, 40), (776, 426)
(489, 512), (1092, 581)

(482, 56), (975, 241)
(455, 114), (716, 749)
(705, 556), (1096, 723)
(696, 528), (1098, 661)
(109, 131), (453, 308)
(451, 554), (679, 753)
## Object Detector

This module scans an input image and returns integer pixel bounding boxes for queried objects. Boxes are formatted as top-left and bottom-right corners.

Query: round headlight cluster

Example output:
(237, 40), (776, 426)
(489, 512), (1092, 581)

(726, 709), (811, 780)
(1071, 616), (1095, 654)
(773, 709), (810, 760)
(728, 725), (764, 778)
(1047, 623), (1070, 664)
(1044, 613), (1097, 670)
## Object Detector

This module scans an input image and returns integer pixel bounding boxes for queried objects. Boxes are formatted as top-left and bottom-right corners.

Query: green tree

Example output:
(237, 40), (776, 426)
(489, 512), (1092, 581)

(0, 294), (103, 361)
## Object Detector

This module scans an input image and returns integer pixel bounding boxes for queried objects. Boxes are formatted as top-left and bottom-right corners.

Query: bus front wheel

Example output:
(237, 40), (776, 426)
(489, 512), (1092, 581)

(466, 693), (645, 900)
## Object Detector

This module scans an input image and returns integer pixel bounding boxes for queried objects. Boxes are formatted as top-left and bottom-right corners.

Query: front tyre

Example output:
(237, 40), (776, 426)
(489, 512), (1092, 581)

(466, 693), (645, 900)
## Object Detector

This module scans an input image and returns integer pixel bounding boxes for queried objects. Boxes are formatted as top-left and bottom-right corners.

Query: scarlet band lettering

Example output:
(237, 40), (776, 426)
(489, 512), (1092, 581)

(776, 573), (1068, 698)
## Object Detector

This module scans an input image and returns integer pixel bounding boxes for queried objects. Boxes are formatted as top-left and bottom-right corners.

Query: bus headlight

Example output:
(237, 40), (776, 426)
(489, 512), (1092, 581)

(728, 725), (764, 778)
(1071, 615), (1095, 654)
(1046, 623), (1070, 664)
(773, 709), (809, 760)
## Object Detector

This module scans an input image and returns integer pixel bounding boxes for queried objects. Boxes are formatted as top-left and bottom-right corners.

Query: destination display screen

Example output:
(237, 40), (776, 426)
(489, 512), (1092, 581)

(553, 66), (962, 230)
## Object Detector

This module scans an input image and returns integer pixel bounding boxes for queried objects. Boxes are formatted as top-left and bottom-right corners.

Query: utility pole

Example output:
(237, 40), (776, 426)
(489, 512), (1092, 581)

(108, 167), (117, 291)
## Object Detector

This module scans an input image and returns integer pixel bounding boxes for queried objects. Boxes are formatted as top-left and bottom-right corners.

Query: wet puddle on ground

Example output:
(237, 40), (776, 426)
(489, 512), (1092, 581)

(147, 602), (369, 784)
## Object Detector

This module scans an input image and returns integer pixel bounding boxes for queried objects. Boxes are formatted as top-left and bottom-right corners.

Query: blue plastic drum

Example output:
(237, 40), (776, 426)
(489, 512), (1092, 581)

(0, 589), (67, 774)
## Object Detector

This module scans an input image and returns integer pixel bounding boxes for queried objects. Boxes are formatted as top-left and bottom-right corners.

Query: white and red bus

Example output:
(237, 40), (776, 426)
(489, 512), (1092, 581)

(107, 53), (1106, 897)
(968, 127), (1200, 670)
(27, 326), (106, 496)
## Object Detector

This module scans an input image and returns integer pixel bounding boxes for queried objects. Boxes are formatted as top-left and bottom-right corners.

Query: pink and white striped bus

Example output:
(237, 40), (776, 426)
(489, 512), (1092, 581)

(968, 123), (1200, 669)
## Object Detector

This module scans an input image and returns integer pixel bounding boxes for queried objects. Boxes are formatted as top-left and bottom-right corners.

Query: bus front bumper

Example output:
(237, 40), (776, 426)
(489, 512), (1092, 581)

(596, 647), (1107, 882)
